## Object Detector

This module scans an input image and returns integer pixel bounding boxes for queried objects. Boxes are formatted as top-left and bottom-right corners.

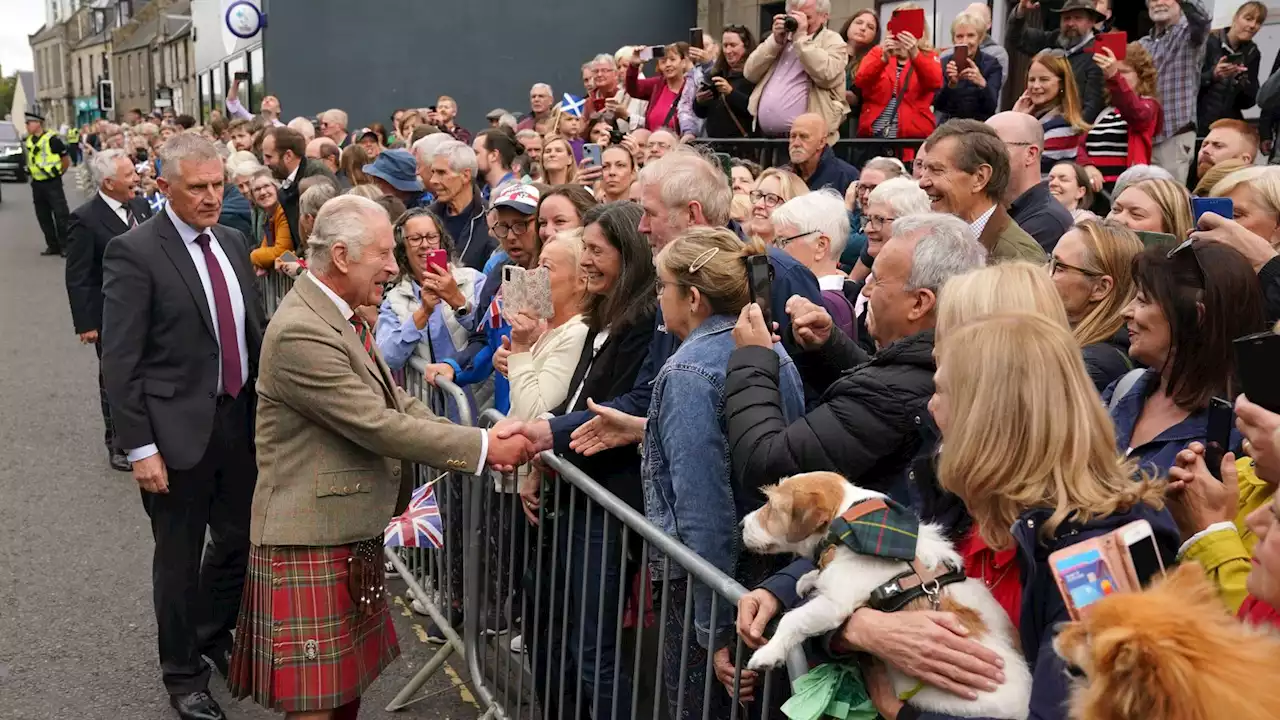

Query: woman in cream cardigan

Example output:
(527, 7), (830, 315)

(494, 229), (590, 420)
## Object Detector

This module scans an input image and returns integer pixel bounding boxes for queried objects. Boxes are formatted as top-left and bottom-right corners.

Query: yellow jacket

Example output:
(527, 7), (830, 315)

(249, 204), (293, 270)
(1180, 458), (1276, 612)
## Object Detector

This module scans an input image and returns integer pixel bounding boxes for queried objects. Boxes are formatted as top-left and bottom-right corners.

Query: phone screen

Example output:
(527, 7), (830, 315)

(1205, 397), (1234, 481)
(746, 255), (773, 331)
(1055, 548), (1119, 611)
(652, 45), (667, 59)
(1127, 535), (1164, 588)
(689, 27), (704, 49)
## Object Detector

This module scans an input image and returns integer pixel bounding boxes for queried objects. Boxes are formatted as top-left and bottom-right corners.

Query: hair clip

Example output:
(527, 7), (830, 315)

(689, 247), (720, 273)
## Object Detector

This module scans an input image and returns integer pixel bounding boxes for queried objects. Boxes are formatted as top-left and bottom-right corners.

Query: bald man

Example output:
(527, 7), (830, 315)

(306, 137), (341, 176)
(987, 111), (1074, 252)
(788, 112), (859, 195)
(963, 2), (1009, 85)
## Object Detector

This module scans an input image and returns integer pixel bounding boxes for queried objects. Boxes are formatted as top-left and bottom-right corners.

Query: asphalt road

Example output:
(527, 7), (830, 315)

(0, 176), (481, 720)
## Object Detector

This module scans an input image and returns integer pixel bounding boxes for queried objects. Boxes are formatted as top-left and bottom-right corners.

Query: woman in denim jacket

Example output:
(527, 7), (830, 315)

(645, 228), (804, 719)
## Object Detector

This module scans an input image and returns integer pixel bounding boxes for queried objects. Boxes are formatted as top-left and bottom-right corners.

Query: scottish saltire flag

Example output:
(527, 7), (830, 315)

(558, 93), (586, 117)
(384, 482), (444, 548)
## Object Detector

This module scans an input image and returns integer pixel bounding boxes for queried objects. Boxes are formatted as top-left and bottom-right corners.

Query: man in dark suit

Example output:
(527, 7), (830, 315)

(102, 134), (265, 720)
(65, 148), (154, 471)
(261, 125), (339, 244)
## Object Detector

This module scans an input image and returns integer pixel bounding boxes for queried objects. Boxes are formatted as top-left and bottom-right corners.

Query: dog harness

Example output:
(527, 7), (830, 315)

(815, 497), (967, 612)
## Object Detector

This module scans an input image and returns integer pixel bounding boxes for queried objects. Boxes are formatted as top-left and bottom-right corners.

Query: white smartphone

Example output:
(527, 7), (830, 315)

(1120, 520), (1165, 589)
(639, 46), (654, 62)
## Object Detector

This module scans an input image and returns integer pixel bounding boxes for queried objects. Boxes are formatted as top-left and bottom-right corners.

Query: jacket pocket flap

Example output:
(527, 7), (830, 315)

(316, 469), (376, 498)
(143, 379), (177, 398)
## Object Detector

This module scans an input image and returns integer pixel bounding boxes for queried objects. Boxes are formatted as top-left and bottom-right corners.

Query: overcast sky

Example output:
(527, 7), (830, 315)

(0, 0), (48, 74)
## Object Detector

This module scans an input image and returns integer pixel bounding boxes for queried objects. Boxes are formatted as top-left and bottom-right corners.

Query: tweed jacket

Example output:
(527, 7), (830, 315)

(250, 273), (485, 546)
(976, 205), (1047, 265)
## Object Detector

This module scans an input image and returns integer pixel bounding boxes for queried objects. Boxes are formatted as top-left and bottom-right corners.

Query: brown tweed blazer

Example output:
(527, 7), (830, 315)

(249, 274), (484, 546)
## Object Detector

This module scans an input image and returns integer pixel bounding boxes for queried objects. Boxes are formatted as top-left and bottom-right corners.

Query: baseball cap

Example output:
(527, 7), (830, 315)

(356, 127), (379, 140)
(489, 183), (540, 215)
(486, 108), (510, 121)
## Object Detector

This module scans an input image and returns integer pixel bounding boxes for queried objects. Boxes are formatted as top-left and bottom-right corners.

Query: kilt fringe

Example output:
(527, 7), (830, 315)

(228, 543), (400, 712)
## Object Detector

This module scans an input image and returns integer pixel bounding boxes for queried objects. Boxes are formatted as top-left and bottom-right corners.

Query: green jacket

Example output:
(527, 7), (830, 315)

(977, 205), (1047, 265)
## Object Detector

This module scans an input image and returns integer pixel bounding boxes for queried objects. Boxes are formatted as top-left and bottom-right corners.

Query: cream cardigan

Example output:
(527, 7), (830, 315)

(505, 313), (590, 421)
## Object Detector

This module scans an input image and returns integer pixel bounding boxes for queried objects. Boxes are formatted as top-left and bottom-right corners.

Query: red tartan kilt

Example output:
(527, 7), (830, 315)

(227, 543), (400, 712)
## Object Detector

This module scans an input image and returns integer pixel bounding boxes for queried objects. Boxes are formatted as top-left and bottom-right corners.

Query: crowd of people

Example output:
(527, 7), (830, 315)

(43, 1), (1280, 719)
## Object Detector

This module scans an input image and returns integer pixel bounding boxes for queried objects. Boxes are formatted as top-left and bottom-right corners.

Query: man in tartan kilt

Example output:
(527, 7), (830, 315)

(228, 195), (535, 718)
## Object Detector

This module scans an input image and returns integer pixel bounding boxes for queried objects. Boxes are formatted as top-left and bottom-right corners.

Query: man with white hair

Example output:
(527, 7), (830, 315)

(724, 213), (989, 692)
(319, 108), (350, 147)
(65, 148), (153, 472)
(228, 195), (534, 718)
(585, 52), (647, 132)
(518, 83), (556, 134)
(770, 189), (856, 336)
(514, 128), (543, 162)
(426, 139), (498, 270)
(101, 134), (262, 720)
(744, 0), (850, 143)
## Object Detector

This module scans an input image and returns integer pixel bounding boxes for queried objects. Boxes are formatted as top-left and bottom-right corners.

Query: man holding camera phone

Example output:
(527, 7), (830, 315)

(743, 0), (849, 144)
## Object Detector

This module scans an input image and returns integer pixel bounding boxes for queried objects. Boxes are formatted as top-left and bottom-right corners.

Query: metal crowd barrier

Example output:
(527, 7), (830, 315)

(256, 274), (811, 719)
(700, 137), (923, 170)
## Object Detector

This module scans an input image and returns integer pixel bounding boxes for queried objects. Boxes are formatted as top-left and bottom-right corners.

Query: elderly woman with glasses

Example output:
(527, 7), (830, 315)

(746, 167), (808, 245)
(772, 189), (856, 338)
(247, 168), (295, 271)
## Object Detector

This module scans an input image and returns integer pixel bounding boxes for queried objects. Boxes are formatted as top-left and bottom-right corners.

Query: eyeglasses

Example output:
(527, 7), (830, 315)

(776, 230), (819, 247)
(1047, 256), (1102, 277)
(750, 190), (785, 208)
(404, 232), (441, 248)
(491, 220), (531, 238)
(864, 214), (896, 229)
(654, 278), (684, 296)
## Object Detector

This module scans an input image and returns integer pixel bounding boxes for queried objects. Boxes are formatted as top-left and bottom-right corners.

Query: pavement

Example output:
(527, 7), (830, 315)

(0, 175), (482, 720)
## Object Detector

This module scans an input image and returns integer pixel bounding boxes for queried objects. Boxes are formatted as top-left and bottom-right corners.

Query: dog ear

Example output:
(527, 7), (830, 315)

(785, 490), (833, 542)
(1157, 562), (1220, 609)
(1093, 626), (1180, 719)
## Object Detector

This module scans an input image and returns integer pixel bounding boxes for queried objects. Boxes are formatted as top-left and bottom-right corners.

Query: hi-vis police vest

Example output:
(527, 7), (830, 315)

(25, 132), (64, 182)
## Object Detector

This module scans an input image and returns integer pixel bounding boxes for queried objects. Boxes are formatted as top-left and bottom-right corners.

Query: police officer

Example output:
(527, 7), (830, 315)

(66, 124), (82, 165)
(24, 112), (72, 256)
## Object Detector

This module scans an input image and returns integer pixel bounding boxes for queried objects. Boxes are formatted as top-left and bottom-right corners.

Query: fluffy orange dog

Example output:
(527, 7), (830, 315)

(1054, 563), (1280, 720)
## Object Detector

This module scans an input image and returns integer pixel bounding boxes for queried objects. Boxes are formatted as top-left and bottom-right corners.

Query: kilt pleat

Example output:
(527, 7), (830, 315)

(228, 543), (400, 712)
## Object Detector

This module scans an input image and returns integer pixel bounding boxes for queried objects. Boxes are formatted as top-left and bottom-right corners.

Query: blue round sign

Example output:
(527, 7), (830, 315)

(225, 1), (263, 39)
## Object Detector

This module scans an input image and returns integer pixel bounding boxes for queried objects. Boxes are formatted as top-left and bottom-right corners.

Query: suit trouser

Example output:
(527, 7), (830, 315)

(93, 341), (114, 448)
(31, 178), (69, 253)
(140, 393), (256, 695)
(1152, 130), (1196, 190)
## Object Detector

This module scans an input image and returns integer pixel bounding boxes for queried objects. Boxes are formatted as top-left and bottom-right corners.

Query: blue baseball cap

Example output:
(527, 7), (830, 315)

(362, 149), (423, 193)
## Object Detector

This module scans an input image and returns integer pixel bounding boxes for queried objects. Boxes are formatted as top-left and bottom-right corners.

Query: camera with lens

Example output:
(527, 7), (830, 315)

(608, 127), (626, 145)
(783, 16), (799, 32)
(700, 71), (722, 94)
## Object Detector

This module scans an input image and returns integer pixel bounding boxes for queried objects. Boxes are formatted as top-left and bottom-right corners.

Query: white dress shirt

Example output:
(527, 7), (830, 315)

(99, 191), (133, 227)
(128, 205), (250, 463)
(304, 273), (489, 468)
(281, 162), (301, 190)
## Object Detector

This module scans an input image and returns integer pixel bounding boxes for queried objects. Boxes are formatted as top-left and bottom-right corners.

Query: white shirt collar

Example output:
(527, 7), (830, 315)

(284, 162), (301, 186)
(818, 274), (846, 292)
(969, 204), (998, 239)
(98, 190), (125, 214)
(165, 203), (210, 245)
(305, 272), (355, 322)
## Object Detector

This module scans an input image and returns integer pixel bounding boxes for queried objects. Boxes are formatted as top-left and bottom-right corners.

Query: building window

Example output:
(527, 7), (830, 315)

(249, 46), (264, 109)
(211, 66), (224, 118)
(200, 71), (211, 122)
(118, 0), (132, 25)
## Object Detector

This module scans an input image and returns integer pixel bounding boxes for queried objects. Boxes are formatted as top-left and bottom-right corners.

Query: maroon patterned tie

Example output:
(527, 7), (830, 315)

(194, 233), (243, 398)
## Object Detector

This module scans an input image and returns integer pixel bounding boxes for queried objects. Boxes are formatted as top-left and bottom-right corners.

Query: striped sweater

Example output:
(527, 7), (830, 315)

(1038, 111), (1085, 176)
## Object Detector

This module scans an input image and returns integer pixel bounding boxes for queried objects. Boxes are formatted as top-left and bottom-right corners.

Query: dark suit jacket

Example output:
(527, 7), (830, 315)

(279, 158), (339, 246)
(64, 193), (154, 334)
(101, 210), (265, 470)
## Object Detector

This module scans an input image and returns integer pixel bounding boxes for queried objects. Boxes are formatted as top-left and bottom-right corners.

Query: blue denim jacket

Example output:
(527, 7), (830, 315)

(642, 314), (805, 649)
(1104, 369), (1241, 478)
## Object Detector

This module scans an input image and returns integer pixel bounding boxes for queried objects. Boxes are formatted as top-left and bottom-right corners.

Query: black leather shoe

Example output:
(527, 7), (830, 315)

(109, 449), (130, 472)
(169, 691), (226, 720)
(204, 647), (232, 678)
(39, 248), (60, 256)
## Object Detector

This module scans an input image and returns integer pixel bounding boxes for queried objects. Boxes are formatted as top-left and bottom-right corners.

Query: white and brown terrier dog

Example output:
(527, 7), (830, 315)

(741, 472), (1032, 719)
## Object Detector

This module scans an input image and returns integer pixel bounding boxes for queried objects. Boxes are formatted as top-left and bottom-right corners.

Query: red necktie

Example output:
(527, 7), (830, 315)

(194, 233), (243, 398)
(350, 314), (376, 361)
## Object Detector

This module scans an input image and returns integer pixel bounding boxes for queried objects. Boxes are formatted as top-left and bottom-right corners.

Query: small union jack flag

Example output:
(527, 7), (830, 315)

(384, 482), (444, 548)
(488, 291), (505, 329)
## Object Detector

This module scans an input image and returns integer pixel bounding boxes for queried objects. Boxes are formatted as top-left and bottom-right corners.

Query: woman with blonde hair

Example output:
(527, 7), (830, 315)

(862, 311), (1178, 720)
(746, 167), (808, 244)
(933, 12), (1003, 123)
(1014, 52), (1091, 173)
(647, 227), (804, 720)
(1108, 177), (1194, 240)
(936, 262), (1069, 339)
(1211, 166), (1280, 248)
(540, 135), (579, 186)
(1048, 220), (1144, 391)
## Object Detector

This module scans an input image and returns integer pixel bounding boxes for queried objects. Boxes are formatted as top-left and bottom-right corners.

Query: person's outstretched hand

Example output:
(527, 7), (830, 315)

(568, 398), (645, 456)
